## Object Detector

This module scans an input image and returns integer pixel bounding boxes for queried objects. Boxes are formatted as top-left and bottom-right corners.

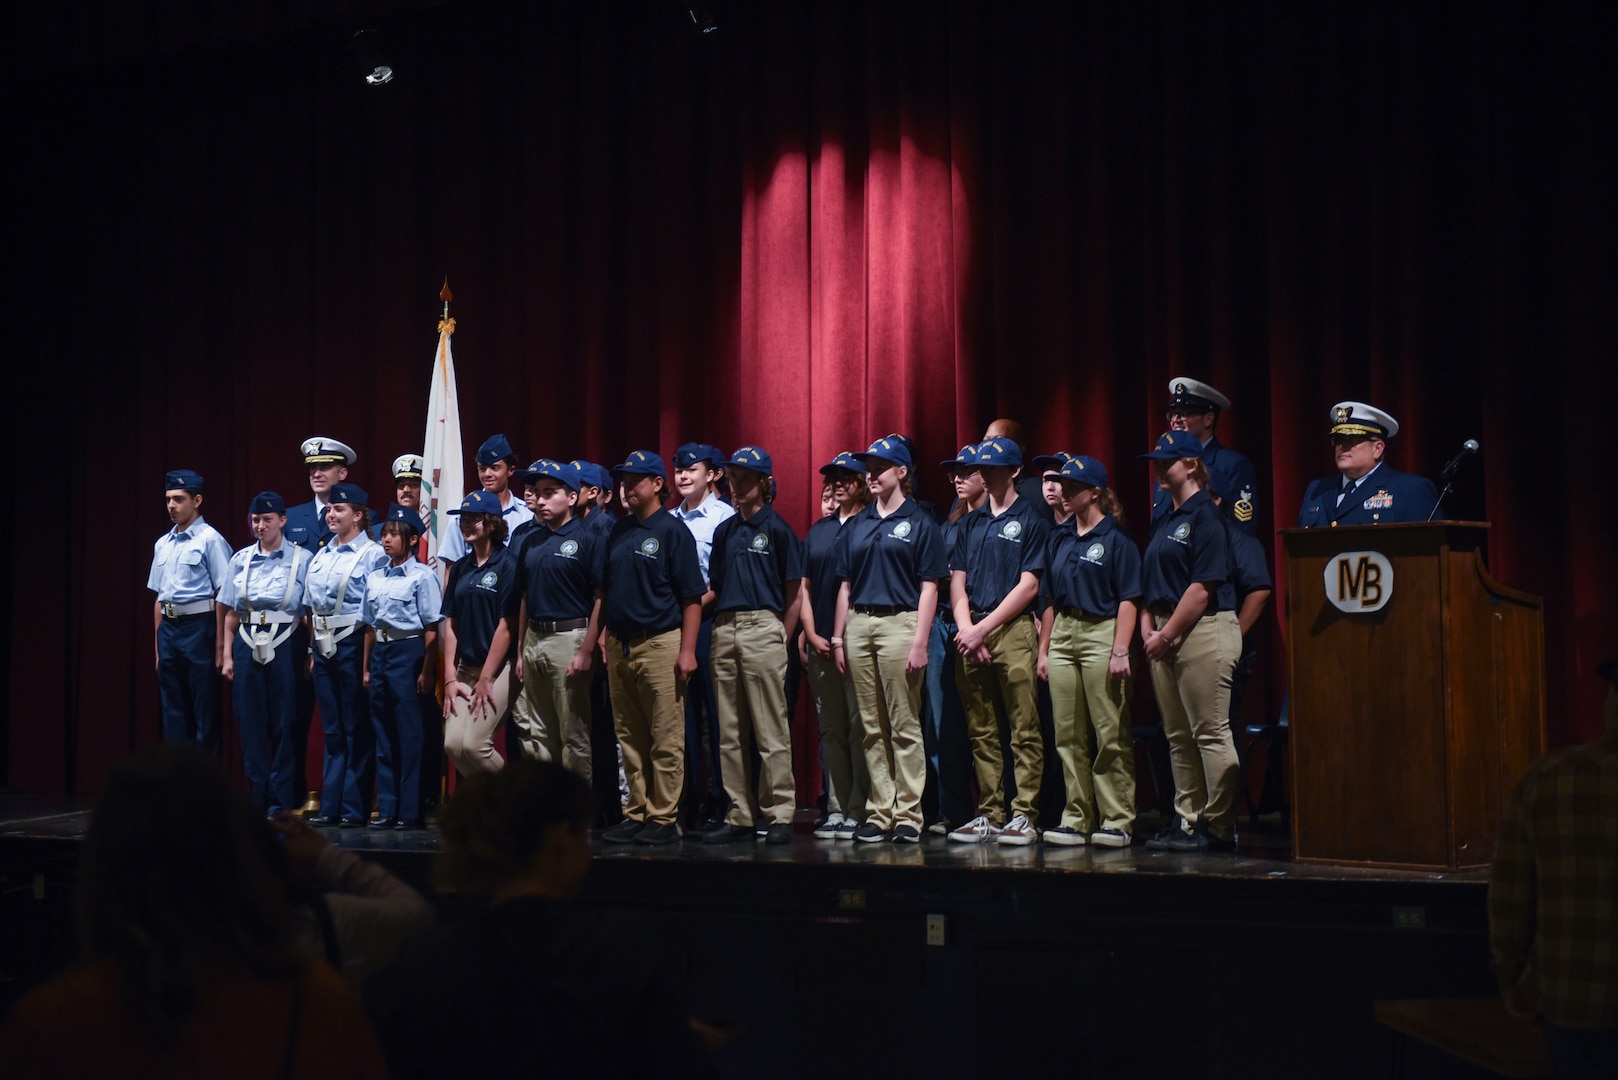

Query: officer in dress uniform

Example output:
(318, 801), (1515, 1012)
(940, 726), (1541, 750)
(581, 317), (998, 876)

(302, 484), (389, 828)
(438, 434), (535, 563)
(1150, 378), (1260, 535)
(362, 505), (443, 829)
(1297, 401), (1442, 527)
(218, 492), (311, 815)
(149, 469), (234, 755)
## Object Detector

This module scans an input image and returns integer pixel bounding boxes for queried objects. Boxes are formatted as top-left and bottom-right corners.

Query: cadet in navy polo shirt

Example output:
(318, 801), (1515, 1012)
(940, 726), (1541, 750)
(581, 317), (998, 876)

(702, 447), (806, 845)
(219, 491), (311, 815)
(598, 451), (706, 846)
(149, 469), (234, 756)
(832, 436), (947, 843)
(440, 491), (521, 780)
(945, 438), (1050, 847)
(1037, 457), (1142, 848)
(1138, 432), (1242, 852)
(513, 459), (605, 780)
(800, 451), (872, 840)
(924, 444), (985, 837)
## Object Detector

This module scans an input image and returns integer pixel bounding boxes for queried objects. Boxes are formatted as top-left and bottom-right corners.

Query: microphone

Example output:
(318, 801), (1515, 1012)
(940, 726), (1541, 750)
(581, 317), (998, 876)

(1441, 438), (1480, 481)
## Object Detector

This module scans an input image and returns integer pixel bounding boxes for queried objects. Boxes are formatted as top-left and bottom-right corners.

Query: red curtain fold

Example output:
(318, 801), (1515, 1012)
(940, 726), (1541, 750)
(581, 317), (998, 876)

(10, 0), (1616, 795)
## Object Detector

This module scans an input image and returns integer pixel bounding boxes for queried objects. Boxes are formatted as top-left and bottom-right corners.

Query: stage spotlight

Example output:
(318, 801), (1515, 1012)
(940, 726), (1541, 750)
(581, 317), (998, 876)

(350, 28), (394, 86)
(687, 4), (718, 34)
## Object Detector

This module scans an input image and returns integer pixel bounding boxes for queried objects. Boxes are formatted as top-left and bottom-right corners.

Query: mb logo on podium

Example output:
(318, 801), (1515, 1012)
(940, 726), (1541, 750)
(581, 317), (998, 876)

(1326, 551), (1393, 613)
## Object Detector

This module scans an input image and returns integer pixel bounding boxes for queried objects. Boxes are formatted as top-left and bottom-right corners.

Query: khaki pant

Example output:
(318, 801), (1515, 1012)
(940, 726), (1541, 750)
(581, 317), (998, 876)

(845, 610), (925, 831)
(806, 650), (868, 822)
(711, 610), (794, 826)
(607, 629), (686, 826)
(518, 627), (594, 782)
(1149, 610), (1241, 839)
(444, 660), (514, 776)
(956, 616), (1044, 824)
(1047, 612), (1135, 833)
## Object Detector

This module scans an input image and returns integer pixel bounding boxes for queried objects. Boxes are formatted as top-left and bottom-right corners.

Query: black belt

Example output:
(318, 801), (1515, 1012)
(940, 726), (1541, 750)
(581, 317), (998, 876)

(853, 604), (906, 616)
(529, 617), (589, 633)
(1062, 607), (1100, 620)
(614, 626), (676, 647)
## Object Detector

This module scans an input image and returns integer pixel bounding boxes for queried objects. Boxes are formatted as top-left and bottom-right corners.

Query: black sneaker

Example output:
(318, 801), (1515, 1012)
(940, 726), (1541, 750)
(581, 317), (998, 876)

(601, 818), (644, 844)
(1205, 829), (1238, 852)
(1143, 819), (1189, 850)
(855, 822), (887, 843)
(754, 823), (770, 839)
(764, 823), (793, 845)
(634, 822), (681, 846)
(692, 815), (726, 836)
(891, 825), (921, 844)
(1162, 827), (1208, 852)
(702, 823), (754, 844)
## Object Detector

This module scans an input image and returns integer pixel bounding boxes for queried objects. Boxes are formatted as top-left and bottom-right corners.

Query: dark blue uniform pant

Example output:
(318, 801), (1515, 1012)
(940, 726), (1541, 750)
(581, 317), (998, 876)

(231, 635), (298, 814)
(370, 637), (425, 823)
(922, 615), (974, 825)
(683, 616), (723, 819)
(290, 622), (315, 801)
(313, 634), (372, 820)
(158, 613), (221, 757)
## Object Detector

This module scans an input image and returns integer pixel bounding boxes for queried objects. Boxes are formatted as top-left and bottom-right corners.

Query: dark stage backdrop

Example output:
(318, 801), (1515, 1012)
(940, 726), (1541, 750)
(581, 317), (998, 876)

(10, 0), (1616, 794)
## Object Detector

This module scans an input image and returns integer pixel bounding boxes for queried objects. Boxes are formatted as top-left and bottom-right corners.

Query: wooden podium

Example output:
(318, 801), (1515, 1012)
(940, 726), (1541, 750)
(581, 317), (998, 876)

(1281, 522), (1545, 869)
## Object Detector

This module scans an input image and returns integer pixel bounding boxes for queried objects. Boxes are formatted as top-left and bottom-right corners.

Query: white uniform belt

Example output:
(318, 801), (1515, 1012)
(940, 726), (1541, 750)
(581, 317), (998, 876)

(241, 611), (299, 626)
(238, 614), (298, 663)
(375, 625), (425, 642)
(160, 599), (214, 618)
(310, 612), (361, 631)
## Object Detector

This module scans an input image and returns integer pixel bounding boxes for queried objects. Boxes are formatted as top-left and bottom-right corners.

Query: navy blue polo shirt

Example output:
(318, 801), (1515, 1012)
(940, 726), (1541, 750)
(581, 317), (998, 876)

(835, 498), (948, 609)
(600, 511), (705, 638)
(1229, 527), (1272, 604)
(711, 505), (806, 615)
(1041, 514), (1142, 619)
(517, 516), (604, 622)
(1140, 490), (1236, 612)
(580, 508), (617, 542)
(804, 514), (851, 633)
(509, 517), (542, 553)
(445, 545), (521, 667)
(950, 496), (1049, 616)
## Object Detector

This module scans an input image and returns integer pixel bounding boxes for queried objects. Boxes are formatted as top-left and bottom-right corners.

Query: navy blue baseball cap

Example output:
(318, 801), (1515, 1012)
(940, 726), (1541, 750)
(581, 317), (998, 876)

(819, 452), (867, 475)
(971, 438), (1023, 468)
(1140, 431), (1206, 461)
(855, 435), (912, 470)
(519, 458), (581, 492)
(448, 490), (504, 516)
(1033, 451), (1076, 476)
(940, 443), (978, 469)
(726, 445), (774, 475)
(476, 434), (518, 467)
(165, 469), (205, 494)
(384, 504), (426, 535)
(569, 461), (612, 490)
(249, 491), (286, 515)
(612, 450), (668, 481)
(672, 443), (726, 469)
(327, 483), (368, 506)
(1053, 456), (1109, 490)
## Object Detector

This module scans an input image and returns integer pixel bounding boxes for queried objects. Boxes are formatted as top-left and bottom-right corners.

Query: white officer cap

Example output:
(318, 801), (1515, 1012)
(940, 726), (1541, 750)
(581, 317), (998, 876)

(1167, 377), (1232, 412)
(1330, 401), (1399, 439)
(392, 454), (426, 480)
(301, 437), (357, 465)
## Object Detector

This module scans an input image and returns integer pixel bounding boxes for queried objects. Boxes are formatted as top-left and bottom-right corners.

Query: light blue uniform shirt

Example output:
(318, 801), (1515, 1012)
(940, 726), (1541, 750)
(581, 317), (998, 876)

(437, 491), (535, 564)
(669, 492), (735, 587)
(147, 517), (233, 603)
(218, 541), (311, 616)
(362, 559), (444, 633)
(304, 535), (388, 617)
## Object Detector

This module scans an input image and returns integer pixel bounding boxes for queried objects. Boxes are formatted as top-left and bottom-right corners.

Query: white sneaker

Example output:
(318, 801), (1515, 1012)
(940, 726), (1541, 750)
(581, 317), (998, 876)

(1091, 827), (1132, 848)
(1043, 825), (1088, 846)
(997, 814), (1039, 846)
(813, 812), (845, 840)
(834, 818), (859, 840)
(947, 815), (1003, 843)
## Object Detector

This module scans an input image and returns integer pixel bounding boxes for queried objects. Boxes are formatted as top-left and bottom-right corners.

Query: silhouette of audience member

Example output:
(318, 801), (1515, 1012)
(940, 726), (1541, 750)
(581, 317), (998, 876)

(1488, 661), (1618, 1079)
(276, 811), (433, 992)
(364, 758), (714, 1079)
(0, 744), (386, 1079)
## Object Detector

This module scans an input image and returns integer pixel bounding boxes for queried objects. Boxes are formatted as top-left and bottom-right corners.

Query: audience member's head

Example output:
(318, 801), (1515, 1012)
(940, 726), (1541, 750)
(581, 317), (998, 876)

(75, 744), (297, 1049)
(435, 759), (598, 900)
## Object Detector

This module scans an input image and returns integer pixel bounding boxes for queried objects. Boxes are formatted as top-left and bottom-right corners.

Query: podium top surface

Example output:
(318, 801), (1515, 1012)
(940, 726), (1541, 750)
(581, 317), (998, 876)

(1277, 520), (1490, 538)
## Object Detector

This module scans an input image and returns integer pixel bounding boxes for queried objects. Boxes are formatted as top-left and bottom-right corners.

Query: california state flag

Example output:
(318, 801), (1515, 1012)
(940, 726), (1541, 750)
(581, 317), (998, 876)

(422, 281), (464, 569)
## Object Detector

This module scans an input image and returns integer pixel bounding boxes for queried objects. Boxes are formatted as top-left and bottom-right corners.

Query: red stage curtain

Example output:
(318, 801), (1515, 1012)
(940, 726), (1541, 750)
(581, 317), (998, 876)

(10, 0), (1616, 794)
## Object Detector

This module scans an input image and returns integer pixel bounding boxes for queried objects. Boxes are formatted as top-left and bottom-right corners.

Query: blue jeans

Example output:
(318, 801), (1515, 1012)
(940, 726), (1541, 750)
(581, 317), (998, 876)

(922, 616), (974, 825)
